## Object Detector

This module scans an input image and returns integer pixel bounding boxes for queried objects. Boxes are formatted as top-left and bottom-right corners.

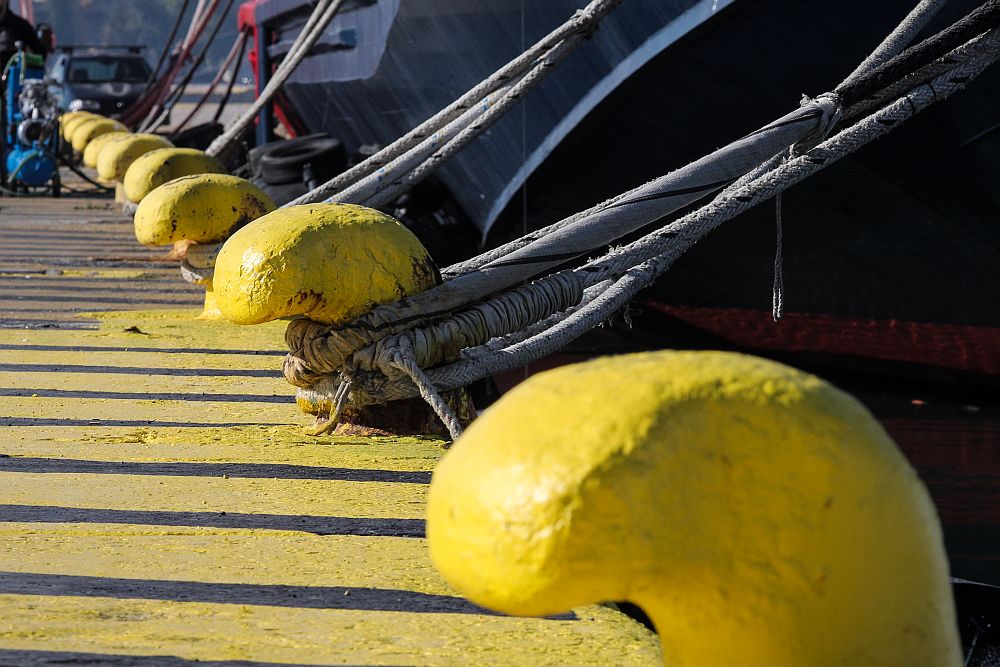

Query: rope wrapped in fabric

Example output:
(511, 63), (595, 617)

(284, 18), (1000, 438)
(282, 95), (843, 385)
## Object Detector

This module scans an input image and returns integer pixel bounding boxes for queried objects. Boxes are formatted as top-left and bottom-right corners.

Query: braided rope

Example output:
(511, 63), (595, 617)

(836, 0), (1000, 105)
(839, 0), (951, 89)
(844, 30), (993, 121)
(206, 0), (347, 158)
(283, 270), (584, 387)
(283, 97), (838, 355)
(287, 0), (623, 207)
(389, 338), (464, 441)
(308, 27), (1000, 409)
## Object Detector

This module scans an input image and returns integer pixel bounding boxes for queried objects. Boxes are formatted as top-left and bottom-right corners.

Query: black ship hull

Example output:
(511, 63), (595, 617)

(248, 0), (1000, 379)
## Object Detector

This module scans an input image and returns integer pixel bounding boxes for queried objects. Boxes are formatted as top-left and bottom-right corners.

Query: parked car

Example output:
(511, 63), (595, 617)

(46, 46), (151, 117)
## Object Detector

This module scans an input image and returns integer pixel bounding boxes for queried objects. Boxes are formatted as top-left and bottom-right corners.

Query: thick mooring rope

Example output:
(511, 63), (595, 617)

(286, 0), (623, 207)
(206, 0), (347, 158)
(344, 31), (589, 211)
(124, 0), (221, 129)
(180, 0), (623, 286)
(364, 31), (1000, 412)
(290, 22), (1000, 436)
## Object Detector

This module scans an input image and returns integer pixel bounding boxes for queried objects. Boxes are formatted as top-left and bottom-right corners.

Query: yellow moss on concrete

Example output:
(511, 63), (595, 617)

(213, 203), (438, 326)
(429, 351), (961, 667)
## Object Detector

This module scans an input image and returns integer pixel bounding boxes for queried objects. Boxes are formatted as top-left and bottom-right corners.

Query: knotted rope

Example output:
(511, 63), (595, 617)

(284, 270), (584, 386)
(287, 18), (1000, 437)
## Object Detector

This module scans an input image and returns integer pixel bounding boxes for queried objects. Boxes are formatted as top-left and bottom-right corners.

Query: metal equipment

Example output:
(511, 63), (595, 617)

(1, 43), (60, 196)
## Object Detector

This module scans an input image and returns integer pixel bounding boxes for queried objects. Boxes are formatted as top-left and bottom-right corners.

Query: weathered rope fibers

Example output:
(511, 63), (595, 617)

(306, 26), (1000, 437)
(206, 0), (347, 158)
(180, 0), (622, 285)
(287, 0), (623, 207)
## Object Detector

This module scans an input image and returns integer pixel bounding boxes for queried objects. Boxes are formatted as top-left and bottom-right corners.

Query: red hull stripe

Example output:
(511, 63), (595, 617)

(642, 302), (1000, 376)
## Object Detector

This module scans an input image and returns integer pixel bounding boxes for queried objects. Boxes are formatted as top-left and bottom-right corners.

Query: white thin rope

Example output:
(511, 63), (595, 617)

(286, 0), (623, 207)
(316, 28), (1000, 406)
(840, 0), (951, 88)
(772, 192), (784, 321)
(206, 0), (346, 158)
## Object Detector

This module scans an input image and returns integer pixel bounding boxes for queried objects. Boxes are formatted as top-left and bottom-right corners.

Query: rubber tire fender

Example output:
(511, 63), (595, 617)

(258, 135), (347, 185)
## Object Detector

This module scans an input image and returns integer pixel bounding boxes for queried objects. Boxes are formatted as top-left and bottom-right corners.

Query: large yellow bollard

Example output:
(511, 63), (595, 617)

(213, 202), (460, 434)
(213, 203), (438, 326)
(123, 148), (227, 205)
(70, 117), (126, 152)
(97, 133), (174, 182)
(428, 351), (961, 666)
(134, 174), (275, 318)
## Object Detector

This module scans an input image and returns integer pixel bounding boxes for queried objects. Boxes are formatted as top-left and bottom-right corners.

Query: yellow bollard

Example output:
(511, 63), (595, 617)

(134, 174), (276, 319)
(70, 117), (126, 152)
(212, 202), (463, 435)
(82, 131), (130, 169)
(123, 148), (227, 205)
(428, 350), (962, 667)
(61, 112), (100, 143)
(96, 133), (174, 183)
(213, 203), (438, 326)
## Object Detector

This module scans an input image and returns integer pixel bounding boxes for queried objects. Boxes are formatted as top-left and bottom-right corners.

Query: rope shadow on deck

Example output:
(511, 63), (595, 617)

(0, 388), (294, 403)
(0, 364), (279, 377)
(0, 418), (294, 427)
(0, 344), (284, 356)
(0, 505), (426, 537)
(0, 458), (432, 483)
(0, 295), (202, 306)
(0, 650), (369, 667)
(0, 571), (578, 618)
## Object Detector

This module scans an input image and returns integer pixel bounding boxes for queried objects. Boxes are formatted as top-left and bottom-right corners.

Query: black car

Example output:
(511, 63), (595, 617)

(46, 46), (151, 117)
